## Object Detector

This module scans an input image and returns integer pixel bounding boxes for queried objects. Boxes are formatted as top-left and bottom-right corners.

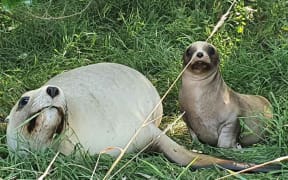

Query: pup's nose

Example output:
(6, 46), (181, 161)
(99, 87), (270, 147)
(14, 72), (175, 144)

(46, 86), (59, 98)
(196, 52), (204, 58)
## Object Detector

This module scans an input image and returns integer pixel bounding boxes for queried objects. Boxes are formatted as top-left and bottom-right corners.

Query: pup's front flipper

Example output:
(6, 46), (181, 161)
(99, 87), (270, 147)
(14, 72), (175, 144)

(217, 116), (240, 148)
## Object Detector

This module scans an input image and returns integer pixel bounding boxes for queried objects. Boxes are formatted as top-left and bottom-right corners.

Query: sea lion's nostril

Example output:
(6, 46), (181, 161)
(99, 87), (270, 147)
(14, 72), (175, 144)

(46, 86), (59, 98)
(196, 52), (204, 58)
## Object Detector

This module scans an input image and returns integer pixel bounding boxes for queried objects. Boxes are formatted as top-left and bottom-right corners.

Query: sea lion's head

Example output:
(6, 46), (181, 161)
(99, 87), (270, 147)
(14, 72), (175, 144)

(183, 41), (219, 76)
(6, 85), (67, 154)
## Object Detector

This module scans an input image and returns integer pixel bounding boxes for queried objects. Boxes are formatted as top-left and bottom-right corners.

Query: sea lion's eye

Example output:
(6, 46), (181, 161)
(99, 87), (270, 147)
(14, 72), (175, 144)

(208, 46), (215, 56)
(18, 96), (30, 109)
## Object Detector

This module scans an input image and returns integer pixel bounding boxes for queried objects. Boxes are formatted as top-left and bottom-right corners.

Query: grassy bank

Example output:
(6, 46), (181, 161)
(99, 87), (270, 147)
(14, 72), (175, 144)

(0, 0), (287, 179)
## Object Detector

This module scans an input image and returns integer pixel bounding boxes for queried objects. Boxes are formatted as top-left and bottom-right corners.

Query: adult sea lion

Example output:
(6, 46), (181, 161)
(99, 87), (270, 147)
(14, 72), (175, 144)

(179, 41), (272, 148)
(6, 63), (277, 172)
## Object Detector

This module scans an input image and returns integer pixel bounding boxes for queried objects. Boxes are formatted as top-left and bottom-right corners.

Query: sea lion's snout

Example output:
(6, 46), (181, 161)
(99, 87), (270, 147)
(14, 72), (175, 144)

(6, 85), (67, 154)
(46, 86), (60, 98)
(26, 106), (65, 135)
(183, 41), (219, 75)
(189, 48), (212, 72)
(196, 52), (204, 58)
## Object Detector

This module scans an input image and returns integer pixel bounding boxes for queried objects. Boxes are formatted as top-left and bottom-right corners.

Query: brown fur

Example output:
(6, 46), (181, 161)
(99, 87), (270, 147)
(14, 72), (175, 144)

(179, 41), (272, 148)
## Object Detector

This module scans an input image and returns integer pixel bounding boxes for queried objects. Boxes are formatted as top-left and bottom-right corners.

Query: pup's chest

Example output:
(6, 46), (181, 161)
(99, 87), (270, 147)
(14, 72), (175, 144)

(192, 93), (235, 125)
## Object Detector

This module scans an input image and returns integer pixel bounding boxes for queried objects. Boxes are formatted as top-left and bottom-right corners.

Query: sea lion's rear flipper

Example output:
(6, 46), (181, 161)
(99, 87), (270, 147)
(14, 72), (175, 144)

(150, 126), (281, 173)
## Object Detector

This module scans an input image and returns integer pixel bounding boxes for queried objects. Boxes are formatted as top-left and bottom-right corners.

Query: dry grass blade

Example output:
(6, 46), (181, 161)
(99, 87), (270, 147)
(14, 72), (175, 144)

(103, 55), (195, 179)
(90, 147), (123, 180)
(108, 113), (185, 179)
(16, 112), (41, 130)
(206, 0), (237, 41)
(104, 0), (278, 178)
(103, 3), (239, 171)
(28, 0), (93, 20)
(90, 154), (102, 180)
(176, 156), (199, 180)
(37, 151), (60, 180)
(216, 156), (288, 180)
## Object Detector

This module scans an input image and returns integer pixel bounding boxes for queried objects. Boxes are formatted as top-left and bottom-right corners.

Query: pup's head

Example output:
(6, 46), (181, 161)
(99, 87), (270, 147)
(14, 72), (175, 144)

(182, 41), (219, 75)
(6, 85), (67, 155)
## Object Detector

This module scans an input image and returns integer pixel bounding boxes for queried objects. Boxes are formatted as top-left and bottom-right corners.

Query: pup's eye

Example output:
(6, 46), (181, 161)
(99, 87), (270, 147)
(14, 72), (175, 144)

(18, 96), (30, 109)
(186, 48), (194, 57)
(208, 46), (215, 56)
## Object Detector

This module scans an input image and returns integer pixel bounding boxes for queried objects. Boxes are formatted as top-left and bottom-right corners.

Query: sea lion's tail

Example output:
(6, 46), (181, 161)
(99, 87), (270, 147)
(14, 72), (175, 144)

(151, 129), (281, 173)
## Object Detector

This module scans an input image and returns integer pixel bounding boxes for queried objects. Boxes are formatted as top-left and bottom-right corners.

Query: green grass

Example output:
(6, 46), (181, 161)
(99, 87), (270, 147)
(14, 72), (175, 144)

(0, 0), (288, 179)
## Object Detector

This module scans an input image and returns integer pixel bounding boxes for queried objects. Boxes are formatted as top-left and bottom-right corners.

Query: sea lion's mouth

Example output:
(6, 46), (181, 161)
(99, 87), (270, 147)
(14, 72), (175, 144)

(26, 113), (38, 133)
(191, 61), (211, 71)
(26, 106), (66, 134)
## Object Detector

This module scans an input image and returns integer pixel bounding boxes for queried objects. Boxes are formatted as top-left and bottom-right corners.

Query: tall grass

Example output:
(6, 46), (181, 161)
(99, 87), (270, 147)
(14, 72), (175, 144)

(0, 0), (287, 179)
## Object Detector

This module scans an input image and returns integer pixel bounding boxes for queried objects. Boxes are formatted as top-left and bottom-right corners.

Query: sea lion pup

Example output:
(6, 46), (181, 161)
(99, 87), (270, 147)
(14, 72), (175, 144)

(179, 41), (273, 148)
(6, 63), (277, 172)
